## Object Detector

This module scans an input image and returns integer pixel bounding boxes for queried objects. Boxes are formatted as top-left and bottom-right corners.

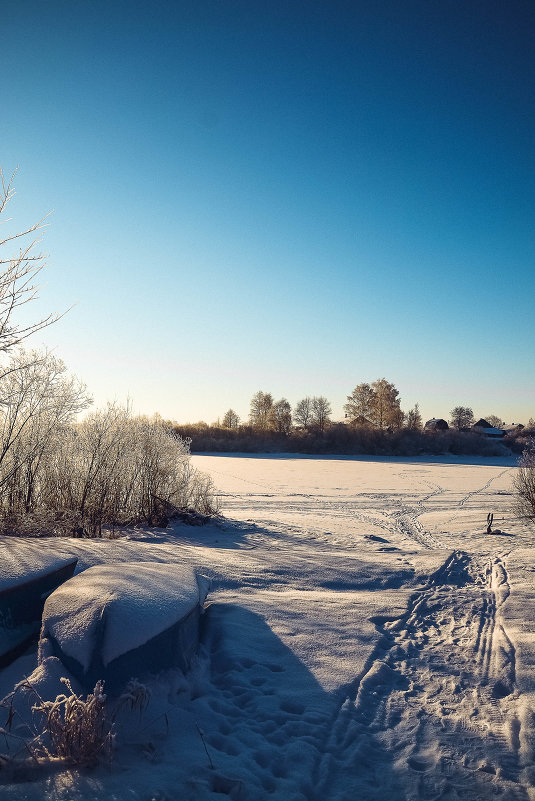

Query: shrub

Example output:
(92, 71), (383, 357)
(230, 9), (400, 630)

(0, 405), (220, 536)
(514, 438), (535, 522)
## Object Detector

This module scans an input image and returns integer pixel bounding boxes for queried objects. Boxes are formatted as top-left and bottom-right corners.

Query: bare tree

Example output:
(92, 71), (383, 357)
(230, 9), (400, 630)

(513, 439), (535, 522)
(270, 398), (292, 435)
(0, 168), (62, 365)
(222, 408), (240, 429)
(294, 396), (312, 429)
(310, 396), (332, 433)
(485, 414), (505, 429)
(450, 406), (474, 430)
(249, 391), (273, 430)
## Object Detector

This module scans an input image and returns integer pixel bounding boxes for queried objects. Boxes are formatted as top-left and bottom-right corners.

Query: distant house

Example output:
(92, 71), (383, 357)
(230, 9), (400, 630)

(471, 419), (504, 438)
(424, 418), (449, 431)
(503, 423), (524, 433)
(346, 414), (373, 427)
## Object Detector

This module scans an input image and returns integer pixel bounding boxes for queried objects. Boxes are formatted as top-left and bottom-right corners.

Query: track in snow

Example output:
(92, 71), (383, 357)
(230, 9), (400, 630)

(314, 551), (533, 801)
(458, 468), (514, 508)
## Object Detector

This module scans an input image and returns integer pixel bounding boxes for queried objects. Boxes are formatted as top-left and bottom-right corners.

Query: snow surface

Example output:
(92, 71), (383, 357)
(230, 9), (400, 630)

(42, 563), (210, 670)
(0, 543), (75, 592)
(0, 452), (534, 801)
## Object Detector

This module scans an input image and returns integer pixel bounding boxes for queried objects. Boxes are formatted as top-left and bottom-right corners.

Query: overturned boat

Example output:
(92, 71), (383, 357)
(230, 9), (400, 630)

(0, 549), (77, 667)
(40, 562), (210, 693)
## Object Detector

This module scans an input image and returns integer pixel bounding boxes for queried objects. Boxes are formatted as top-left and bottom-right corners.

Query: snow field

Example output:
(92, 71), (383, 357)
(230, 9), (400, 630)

(0, 452), (533, 800)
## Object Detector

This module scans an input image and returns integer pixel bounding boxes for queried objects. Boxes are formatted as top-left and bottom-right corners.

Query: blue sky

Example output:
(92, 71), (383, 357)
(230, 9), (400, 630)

(2, 0), (534, 425)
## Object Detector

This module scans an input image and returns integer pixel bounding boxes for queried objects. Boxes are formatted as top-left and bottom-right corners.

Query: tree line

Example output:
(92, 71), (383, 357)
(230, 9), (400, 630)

(170, 380), (533, 458)
(217, 380), (530, 436)
(220, 380), (408, 434)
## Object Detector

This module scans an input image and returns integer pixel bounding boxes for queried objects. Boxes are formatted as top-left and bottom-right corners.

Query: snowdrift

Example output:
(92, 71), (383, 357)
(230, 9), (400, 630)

(0, 550), (77, 667)
(40, 562), (210, 693)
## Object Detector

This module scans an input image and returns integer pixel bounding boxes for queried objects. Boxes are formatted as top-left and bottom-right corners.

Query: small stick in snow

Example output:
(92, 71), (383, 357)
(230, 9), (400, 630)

(195, 722), (214, 770)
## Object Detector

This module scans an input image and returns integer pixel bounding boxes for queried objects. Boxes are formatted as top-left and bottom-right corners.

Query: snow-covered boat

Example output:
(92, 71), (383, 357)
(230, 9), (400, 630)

(0, 551), (78, 667)
(40, 562), (210, 693)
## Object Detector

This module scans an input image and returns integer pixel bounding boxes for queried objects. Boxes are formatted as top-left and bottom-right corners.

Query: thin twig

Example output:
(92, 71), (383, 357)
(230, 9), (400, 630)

(195, 722), (214, 770)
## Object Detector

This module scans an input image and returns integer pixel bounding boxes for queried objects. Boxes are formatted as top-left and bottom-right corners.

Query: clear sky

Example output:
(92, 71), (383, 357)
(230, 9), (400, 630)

(2, 0), (534, 425)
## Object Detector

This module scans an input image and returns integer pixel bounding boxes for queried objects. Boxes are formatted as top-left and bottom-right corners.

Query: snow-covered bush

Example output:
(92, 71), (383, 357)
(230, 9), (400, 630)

(514, 438), (535, 522)
(37, 404), (219, 535)
(31, 678), (113, 766)
(0, 395), (219, 536)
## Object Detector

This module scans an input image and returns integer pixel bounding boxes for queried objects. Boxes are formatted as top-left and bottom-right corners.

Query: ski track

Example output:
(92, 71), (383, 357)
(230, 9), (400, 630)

(440, 468), (514, 531)
(311, 550), (532, 801)
(204, 462), (526, 797)
(184, 457), (530, 800)
(458, 468), (514, 508)
(200, 549), (532, 800)
(225, 466), (515, 553)
(224, 485), (447, 551)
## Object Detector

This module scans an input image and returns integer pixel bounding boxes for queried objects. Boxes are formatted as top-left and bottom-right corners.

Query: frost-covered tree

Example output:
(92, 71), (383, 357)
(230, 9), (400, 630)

(249, 391), (273, 430)
(310, 396), (332, 433)
(44, 402), (131, 531)
(270, 398), (292, 435)
(222, 408), (240, 429)
(371, 378), (403, 431)
(0, 350), (91, 513)
(0, 172), (218, 536)
(345, 379), (402, 430)
(294, 397), (312, 429)
(344, 383), (375, 425)
(405, 403), (423, 431)
(450, 406), (474, 430)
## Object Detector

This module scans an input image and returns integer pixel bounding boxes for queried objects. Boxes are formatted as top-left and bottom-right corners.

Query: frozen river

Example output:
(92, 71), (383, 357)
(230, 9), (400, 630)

(1, 453), (534, 801)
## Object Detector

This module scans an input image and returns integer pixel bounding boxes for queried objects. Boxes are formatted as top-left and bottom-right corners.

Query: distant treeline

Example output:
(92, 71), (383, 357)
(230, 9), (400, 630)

(169, 421), (533, 458)
(168, 380), (533, 457)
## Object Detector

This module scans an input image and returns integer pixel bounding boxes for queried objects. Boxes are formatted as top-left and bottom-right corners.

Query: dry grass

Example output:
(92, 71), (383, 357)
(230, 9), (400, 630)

(30, 677), (114, 766)
(0, 675), (157, 779)
(0, 677), (114, 770)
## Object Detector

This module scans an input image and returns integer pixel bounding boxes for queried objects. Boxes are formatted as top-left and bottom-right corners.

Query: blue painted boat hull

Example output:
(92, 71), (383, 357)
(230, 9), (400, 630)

(0, 558), (78, 667)
(48, 604), (202, 695)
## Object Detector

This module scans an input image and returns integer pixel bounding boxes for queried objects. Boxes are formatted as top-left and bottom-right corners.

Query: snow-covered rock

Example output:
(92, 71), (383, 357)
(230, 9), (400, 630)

(40, 563), (210, 694)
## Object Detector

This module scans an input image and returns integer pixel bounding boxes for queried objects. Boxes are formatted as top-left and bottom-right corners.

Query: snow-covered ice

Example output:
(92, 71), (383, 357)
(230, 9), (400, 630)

(0, 452), (533, 801)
